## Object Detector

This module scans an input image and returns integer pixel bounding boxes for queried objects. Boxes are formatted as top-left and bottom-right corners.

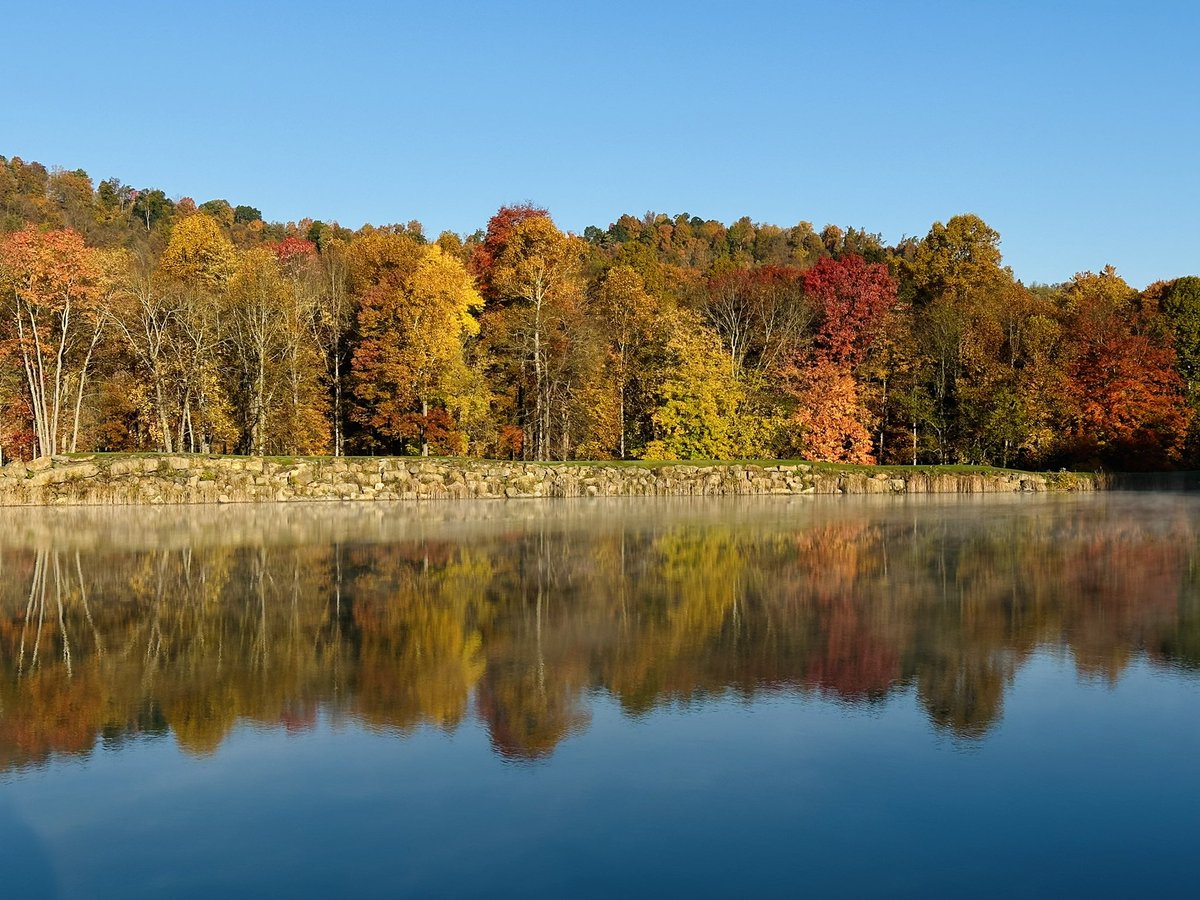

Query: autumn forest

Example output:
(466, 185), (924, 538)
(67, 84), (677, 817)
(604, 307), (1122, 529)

(3, 154), (1199, 470)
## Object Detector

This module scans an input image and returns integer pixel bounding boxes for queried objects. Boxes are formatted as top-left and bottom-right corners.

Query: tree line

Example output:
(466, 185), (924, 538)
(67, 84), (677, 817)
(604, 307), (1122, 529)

(3, 153), (1199, 468)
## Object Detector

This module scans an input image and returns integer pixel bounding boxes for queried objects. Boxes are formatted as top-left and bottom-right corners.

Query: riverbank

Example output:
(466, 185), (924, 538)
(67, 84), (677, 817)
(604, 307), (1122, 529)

(0, 454), (1107, 506)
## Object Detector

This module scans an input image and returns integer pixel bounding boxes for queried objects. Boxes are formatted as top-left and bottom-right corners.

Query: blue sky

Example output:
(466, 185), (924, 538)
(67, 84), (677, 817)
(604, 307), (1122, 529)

(3, 1), (1197, 287)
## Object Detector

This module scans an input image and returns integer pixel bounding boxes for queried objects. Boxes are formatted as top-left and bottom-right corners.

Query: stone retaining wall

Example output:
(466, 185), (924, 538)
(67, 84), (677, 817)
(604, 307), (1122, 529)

(0, 455), (1106, 506)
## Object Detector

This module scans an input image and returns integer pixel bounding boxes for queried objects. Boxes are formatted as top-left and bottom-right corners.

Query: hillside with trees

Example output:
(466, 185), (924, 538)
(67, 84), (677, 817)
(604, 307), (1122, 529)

(2, 153), (1197, 469)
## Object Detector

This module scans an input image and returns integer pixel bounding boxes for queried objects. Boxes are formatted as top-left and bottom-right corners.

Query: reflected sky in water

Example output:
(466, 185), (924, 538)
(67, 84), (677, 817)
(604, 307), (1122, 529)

(1, 495), (1198, 897)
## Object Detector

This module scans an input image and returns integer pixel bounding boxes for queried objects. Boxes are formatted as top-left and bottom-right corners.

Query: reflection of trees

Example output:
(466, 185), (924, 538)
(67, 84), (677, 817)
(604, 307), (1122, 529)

(2, 498), (1200, 768)
(349, 543), (488, 732)
(475, 527), (592, 760)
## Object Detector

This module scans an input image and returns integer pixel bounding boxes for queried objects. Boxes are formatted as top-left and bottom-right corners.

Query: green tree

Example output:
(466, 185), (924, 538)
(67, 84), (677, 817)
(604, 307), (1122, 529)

(642, 310), (760, 460)
(132, 189), (174, 232)
(233, 205), (262, 225)
(1159, 276), (1200, 442)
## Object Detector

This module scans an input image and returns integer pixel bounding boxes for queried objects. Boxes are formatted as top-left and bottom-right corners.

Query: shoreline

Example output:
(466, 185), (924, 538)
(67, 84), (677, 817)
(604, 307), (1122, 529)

(0, 454), (1108, 507)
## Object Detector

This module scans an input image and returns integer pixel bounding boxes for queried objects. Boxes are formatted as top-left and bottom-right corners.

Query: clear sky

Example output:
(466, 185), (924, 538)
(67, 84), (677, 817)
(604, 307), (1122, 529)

(4, 0), (1197, 287)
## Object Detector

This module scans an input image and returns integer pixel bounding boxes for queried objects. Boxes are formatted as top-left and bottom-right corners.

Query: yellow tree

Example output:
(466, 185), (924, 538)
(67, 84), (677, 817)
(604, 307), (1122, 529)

(403, 245), (484, 455)
(226, 249), (292, 455)
(310, 237), (353, 456)
(108, 250), (185, 451)
(159, 214), (237, 452)
(642, 309), (763, 460)
(351, 241), (483, 456)
(485, 215), (585, 460)
(590, 265), (661, 458)
(159, 214), (236, 286)
(905, 214), (1008, 308)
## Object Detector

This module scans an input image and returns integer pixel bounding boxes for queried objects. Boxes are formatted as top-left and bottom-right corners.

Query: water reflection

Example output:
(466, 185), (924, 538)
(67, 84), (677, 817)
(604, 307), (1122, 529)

(1, 495), (1197, 769)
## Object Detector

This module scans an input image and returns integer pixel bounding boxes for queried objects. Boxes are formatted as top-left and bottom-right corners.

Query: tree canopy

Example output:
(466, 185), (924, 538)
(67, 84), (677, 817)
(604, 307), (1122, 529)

(0, 152), (1195, 469)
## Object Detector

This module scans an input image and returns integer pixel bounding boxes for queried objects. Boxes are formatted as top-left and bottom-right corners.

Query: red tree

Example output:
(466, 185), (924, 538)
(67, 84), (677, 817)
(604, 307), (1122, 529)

(1063, 308), (1190, 467)
(782, 254), (895, 463)
(470, 204), (550, 301)
(274, 235), (316, 265)
(803, 253), (895, 365)
(1060, 268), (1192, 468)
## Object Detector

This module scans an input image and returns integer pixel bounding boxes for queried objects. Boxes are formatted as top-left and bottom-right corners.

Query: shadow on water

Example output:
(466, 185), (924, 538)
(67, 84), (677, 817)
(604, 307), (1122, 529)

(1106, 471), (1200, 490)
(0, 494), (1199, 767)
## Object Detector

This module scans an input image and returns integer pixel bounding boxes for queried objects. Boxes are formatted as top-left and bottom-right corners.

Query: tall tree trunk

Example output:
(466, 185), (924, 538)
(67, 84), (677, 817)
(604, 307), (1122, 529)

(17, 322), (48, 457)
(420, 398), (429, 457)
(178, 389), (191, 454)
(533, 315), (544, 460)
(18, 302), (52, 457)
(560, 395), (570, 460)
(69, 320), (104, 453)
(49, 306), (72, 457)
(333, 350), (343, 457)
(155, 375), (173, 454)
(290, 341), (300, 455)
(619, 379), (626, 460)
(255, 335), (266, 455)
(876, 377), (887, 463)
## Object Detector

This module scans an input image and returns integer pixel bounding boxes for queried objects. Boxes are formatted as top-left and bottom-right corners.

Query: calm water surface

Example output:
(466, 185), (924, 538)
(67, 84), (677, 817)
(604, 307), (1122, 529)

(1, 494), (1198, 898)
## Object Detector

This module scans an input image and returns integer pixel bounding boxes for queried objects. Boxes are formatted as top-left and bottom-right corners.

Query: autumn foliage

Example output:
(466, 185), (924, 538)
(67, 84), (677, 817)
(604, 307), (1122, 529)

(0, 152), (1196, 468)
(804, 254), (895, 366)
(785, 359), (876, 464)
(1060, 268), (1190, 467)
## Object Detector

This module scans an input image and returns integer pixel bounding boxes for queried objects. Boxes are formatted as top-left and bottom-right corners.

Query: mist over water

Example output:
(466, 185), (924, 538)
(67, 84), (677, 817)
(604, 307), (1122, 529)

(1, 495), (1198, 897)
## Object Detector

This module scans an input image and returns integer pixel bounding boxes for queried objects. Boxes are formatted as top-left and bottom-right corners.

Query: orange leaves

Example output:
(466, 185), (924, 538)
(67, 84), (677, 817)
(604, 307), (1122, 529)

(1064, 328), (1189, 465)
(349, 242), (483, 454)
(497, 424), (524, 459)
(1061, 269), (1192, 467)
(470, 203), (550, 300)
(0, 227), (109, 456)
(775, 254), (894, 463)
(785, 358), (876, 464)
(0, 227), (103, 314)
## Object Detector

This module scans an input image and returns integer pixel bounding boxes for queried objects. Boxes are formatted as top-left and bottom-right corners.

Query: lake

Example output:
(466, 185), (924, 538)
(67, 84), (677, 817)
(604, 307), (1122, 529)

(1, 494), (1197, 898)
